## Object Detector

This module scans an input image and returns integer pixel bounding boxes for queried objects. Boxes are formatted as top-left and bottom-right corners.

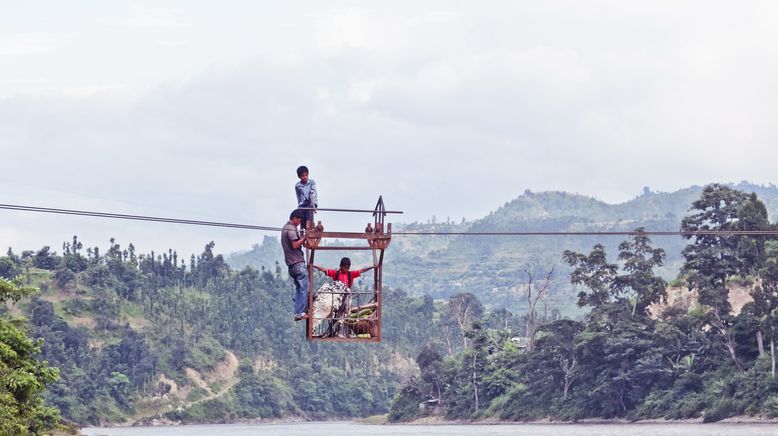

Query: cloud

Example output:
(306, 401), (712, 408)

(2, 1), (778, 256)
(123, 6), (188, 28)
(0, 33), (60, 56)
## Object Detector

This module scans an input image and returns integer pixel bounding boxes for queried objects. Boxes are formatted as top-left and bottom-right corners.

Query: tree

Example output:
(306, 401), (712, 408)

(388, 381), (423, 422)
(576, 313), (666, 416)
(558, 232), (671, 417)
(611, 228), (667, 317)
(521, 266), (554, 351)
(108, 372), (131, 407)
(53, 267), (76, 288)
(532, 319), (583, 399)
(563, 244), (618, 308)
(0, 277), (61, 435)
(441, 293), (484, 353)
(32, 247), (59, 270)
(0, 254), (20, 279)
(416, 344), (444, 404)
(753, 257), (778, 376)
(681, 184), (770, 372)
(465, 321), (489, 414)
(444, 320), (490, 418)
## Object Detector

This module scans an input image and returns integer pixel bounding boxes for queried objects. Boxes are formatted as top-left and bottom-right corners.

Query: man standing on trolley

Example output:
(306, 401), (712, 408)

(282, 209), (309, 321)
(295, 165), (317, 231)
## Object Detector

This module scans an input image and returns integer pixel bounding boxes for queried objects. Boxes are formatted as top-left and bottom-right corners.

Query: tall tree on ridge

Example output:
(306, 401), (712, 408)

(612, 228), (668, 317)
(681, 184), (770, 372)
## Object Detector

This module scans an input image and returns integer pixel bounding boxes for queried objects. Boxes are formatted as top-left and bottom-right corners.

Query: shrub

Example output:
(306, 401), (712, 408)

(763, 395), (778, 417)
(388, 383), (422, 422)
(54, 268), (76, 288)
(62, 298), (88, 316)
(703, 399), (740, 423)
(184, 336), (225, 373)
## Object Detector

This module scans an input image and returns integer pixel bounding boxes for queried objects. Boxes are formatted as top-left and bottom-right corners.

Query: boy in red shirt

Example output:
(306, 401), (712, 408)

(313, 257), (374, 289)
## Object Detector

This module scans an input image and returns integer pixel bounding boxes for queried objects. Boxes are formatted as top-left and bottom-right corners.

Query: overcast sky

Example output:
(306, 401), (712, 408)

(2, 1), (778, 257)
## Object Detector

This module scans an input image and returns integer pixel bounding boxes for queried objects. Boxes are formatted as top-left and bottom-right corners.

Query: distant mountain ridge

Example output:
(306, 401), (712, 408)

(476, 183), (778, 229)
(228, 182), (778, 314)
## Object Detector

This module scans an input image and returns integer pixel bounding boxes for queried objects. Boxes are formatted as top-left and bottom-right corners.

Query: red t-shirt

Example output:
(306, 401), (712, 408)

(325, 269), (361, 287)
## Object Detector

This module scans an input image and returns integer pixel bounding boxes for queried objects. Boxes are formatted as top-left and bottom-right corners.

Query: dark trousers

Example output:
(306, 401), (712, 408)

(299, 200), (315, 230)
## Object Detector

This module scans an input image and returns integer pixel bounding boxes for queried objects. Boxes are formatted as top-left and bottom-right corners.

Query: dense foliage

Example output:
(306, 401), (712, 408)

(389, 185), (778, 423)
(1, 237), (437, 425)
(6, 182), (778, 427)
(0, 277), (61, 435)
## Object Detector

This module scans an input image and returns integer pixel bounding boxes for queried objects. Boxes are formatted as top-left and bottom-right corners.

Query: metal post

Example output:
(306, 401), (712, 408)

(376, 247), (385, 341)
(306, 246), (314, 341)
(306, 220), (315, 341)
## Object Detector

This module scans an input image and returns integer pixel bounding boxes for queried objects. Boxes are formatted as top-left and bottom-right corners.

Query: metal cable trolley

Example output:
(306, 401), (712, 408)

(302, 196), (396, 342)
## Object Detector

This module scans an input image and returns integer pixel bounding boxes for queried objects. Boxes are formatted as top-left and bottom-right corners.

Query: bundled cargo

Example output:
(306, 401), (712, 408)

(344, 303), (379, 338)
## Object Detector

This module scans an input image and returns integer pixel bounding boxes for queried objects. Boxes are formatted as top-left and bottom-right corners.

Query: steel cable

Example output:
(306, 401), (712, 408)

(4, 202), (778, 237)
(0, 203), (283, 232)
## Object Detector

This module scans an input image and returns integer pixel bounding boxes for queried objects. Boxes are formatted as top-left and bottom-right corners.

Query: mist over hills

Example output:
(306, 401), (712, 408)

(228, 182), (778, 315)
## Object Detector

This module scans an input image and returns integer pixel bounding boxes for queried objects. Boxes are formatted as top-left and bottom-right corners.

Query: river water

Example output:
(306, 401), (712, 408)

(81, 421), (778, 436)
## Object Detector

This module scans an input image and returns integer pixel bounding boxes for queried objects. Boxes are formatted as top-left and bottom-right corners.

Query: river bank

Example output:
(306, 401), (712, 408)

(79, 420), (778, 436)
(86, 415), (778, 428)
(403, 415), (778, 425)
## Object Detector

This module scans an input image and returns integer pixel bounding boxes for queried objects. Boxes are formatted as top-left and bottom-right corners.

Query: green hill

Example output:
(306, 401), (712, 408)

(229, 182), (778, 315)
(5, 181), (778, 428)
(1, 241), (434, 426)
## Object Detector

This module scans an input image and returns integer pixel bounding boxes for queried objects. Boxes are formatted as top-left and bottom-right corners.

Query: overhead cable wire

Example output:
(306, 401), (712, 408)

(392, 230), (778, 236)
(297, 207), (403, 214)
(0, 203), (282, 232)
(4, 202), (778, 237)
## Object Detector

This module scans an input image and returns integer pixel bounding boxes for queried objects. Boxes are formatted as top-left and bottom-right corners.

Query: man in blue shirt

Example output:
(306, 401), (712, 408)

(295, 165), (318, 231)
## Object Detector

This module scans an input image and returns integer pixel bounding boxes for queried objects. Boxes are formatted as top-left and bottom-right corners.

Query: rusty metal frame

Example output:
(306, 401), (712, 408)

(304, 196), (392, 342)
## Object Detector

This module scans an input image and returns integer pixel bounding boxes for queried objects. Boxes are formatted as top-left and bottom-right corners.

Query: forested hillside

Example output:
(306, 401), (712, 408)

(0, 238), (440, 427)
(389, 184), (778, 423)
(5, 182), (778, 430)
(232, 182), (778, 315)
